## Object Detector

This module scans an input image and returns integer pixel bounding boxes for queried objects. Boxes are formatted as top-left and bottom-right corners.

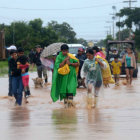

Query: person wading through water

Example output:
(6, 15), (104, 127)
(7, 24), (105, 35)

(51, 44), (79, 108)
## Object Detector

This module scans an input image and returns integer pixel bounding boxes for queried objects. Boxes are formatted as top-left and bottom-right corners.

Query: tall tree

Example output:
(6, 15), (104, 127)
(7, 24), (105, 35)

(116, 8), (140, 48)
(116, 29), (130, 41)
(0, 19), (87, 53)
(48, 21), (77, 43)
(104, 35), (114, 45)
(116, 8), (140, 29)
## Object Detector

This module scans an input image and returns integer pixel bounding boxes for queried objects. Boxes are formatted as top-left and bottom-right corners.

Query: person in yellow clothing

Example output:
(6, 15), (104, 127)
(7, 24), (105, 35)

(111, 56), (122, 86)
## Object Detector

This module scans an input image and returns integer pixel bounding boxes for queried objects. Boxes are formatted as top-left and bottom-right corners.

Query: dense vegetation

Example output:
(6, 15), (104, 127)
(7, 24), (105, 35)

(97, 8), (140, 49)
(0, 19), (87, 52)
(116, 7), (140, 49)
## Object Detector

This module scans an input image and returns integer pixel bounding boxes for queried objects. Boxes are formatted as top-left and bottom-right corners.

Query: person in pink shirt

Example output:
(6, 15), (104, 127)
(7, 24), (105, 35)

(92, 46), (106, 59)
(17, 55), (30, 103)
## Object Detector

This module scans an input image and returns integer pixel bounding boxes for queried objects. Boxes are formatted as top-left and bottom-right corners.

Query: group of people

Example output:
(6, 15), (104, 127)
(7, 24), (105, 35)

(7, 45), (48, 106)
(111, 47), (136, 85)
(7, 43), (137, 108)
(51, 44), (137, 108)
(8, 46), (30, 105)
(51, 45), (108, 108)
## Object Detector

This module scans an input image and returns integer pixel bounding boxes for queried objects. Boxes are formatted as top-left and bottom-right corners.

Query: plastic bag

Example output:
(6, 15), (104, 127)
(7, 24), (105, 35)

(58, 64), (70, 75)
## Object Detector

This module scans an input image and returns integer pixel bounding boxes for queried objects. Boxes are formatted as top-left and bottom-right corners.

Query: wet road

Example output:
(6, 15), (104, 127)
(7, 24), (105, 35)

(0, 70), (140, 140)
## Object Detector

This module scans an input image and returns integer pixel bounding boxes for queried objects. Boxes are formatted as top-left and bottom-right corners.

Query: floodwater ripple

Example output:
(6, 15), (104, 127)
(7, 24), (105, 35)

(0, 70), (140, 140)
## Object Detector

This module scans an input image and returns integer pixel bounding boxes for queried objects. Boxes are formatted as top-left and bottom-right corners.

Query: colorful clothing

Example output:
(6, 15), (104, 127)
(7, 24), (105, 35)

(22, 73), (29, 87)
(111, 61), (122, 75)
(51, 52), (78, 102)
(126, 55), (131, 67)
(122, 54), (136, 69)
(18, 63), (29, 70)
(96, 55), (114, 85)
(95, 52), (106, 59)
(18, 63), (30, 87)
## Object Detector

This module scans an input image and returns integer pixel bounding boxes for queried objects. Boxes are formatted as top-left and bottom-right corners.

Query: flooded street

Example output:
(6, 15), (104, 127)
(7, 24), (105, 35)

(0, 69), (140, 140)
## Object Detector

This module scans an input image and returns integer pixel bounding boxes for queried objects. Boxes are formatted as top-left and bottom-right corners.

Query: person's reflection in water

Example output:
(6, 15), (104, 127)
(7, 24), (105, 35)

(87, 109), (112, 133)
(89, 109), (102, 123)
(9, 107), (30, 140)
(52, 109), (77, 139)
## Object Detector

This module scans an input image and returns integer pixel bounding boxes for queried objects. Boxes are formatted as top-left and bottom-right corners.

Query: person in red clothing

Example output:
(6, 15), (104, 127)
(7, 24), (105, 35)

(17, 55), (30, 103)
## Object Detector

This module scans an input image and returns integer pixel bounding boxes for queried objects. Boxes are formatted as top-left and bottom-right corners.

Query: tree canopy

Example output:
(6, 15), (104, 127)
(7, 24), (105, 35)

(116, 8), (140, 29)
(115, 8), (140, 49)
(0, 19), (87, 52)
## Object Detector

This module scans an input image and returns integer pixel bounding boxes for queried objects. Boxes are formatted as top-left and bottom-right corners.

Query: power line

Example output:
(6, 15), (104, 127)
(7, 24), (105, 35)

(0, 15), (110, 21)
(0, 2), (123, 11)
(123, 0), (137, 8)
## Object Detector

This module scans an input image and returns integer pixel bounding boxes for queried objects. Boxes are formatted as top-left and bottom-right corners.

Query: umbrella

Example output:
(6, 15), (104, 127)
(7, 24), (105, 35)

(40, 57), (54, 70)
(41, 42), (65, 58)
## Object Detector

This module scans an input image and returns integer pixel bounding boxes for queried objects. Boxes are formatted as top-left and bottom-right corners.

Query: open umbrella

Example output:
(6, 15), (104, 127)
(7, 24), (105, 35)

(40, 42), (65, 70)
(41, 42), (64, 58)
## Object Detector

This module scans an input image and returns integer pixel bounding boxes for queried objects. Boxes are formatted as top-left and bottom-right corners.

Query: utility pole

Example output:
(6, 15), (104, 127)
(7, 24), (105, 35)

(106, 31), (109, 36)
(104, 26), (112, 35)
(119, 17), (121, 41)
(110, 6), (116, 40)
(123, 0), (137, 8)
(123, 0), (137, 39)
(106, 21), (114, 38)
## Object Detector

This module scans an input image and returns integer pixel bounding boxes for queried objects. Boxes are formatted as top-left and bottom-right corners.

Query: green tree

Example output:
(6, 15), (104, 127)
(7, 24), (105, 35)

(116, 29), (130, 41)
(116, 8), (140, 48)
(76, 38), (88, 46)
(104, 35), (114, 46)
(0, 19), (86, 53)
(48, 21), (77, 43)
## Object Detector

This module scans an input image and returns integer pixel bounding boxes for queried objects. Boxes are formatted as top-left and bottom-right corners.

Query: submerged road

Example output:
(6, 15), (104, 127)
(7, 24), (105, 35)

(0, 69), (140, 140)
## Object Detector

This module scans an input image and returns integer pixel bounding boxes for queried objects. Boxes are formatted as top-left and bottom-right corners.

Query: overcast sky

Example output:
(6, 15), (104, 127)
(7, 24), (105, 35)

(0, 0), (139, 40)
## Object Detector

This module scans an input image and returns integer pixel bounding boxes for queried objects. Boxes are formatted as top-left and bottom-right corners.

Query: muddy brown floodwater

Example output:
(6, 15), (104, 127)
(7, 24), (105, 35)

(0, 68), (140, 140)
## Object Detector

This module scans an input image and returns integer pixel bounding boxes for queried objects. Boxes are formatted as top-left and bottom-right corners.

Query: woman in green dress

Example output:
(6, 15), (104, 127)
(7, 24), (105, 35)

(51, 44), (79, 107)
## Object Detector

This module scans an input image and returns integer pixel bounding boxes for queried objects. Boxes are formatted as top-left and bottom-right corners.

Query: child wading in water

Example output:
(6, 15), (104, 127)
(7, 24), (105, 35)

(122, 47), (136, 85)
(51, 44), (79, 108)
(81, 49), (106, 108)
(17, 55), (30, 103)
(111, 56), (122, 86)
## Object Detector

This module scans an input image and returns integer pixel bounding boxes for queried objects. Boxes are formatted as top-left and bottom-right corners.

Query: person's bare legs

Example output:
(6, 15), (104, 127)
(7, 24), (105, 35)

(94, 88), (100, 107)
(116, 75), (120, 86)
(114, 75), (117, 85)
(125, 69), (130, 84)
(130, 69), (134, 85)
(87, 84), (93, 108)
(88, 84), (92, 94)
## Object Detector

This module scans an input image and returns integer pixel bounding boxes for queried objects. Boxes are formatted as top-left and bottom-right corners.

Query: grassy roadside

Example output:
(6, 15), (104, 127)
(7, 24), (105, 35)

(0, 60), (36, 77)
(138, 52), (140, 63)
(0, 61), (8, 76)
